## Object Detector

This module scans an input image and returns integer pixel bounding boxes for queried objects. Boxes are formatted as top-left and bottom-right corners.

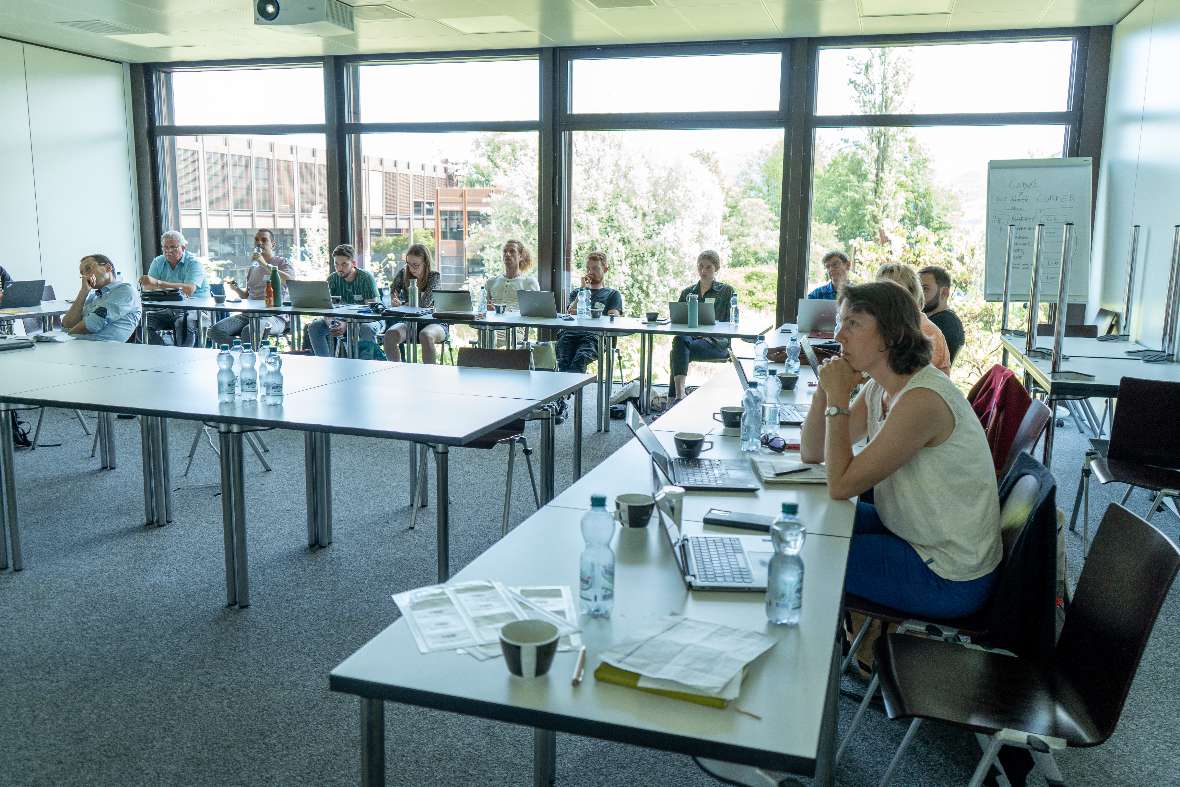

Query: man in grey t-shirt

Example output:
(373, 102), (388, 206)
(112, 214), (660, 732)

(208, 229), (293, 347)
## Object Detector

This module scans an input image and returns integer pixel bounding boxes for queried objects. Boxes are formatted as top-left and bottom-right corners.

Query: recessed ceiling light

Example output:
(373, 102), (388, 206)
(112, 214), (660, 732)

(438, 16), (534, 34)
(859, 0), (954, 17)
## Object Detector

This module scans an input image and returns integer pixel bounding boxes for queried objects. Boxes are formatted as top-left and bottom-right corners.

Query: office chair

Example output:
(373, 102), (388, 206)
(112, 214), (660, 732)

(873, 504), (1179, 787)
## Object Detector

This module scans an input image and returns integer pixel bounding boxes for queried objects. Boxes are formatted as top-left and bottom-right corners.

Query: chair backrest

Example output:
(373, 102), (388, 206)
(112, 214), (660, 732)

(21, 284), (60, 334)
(456, 347), (531, 371)
(978, 452), (1058, 660)
(1108, 377), (1180, 467)
(1056, 504), (1180, 743)
(999, 399), (1051, 479)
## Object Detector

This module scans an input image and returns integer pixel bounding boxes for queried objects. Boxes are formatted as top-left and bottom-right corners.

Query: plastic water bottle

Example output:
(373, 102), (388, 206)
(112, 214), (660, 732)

(264, 353), (284, 405)
(579, 495), (616, 618)
(787, 335), (801, 373)
(762, 372), (781, 437)
(730, 293), (739, 326)
(766, 503), (805, 626)
(753, 335), (768, 379)
(686, 292), (699, 329)
(230, 338), (243, 373)
(216, 345), (236, 404)
(740, 383), (764, 453)
(257, 340), (271, 369)
(476, 286), (487, 315)
(239, 344), (258, 401)
(577, 288), (590, 318)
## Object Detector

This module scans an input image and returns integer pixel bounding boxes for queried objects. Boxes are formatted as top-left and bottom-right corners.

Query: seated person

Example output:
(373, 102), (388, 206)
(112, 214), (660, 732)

(486, 239), (539, 309)
(919, 265), (965, 363)
(61, 254), (142, 343)
(875, 262), (951, 375)
(668, 250), (735, 401)
(807, 250), (851, 300)
(306, 244), (381, 357)
(556, 251), (623, 373)
(382, 244), (446, 364)
(208, 228), (293, 347)
(800, 281), (1001, 619)
(141, 230), (208, 346)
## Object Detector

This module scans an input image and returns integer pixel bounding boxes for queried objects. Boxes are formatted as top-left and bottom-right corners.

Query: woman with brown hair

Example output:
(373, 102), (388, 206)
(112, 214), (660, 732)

(800, 281), (1000, 618)
(382, 243), (447, 364)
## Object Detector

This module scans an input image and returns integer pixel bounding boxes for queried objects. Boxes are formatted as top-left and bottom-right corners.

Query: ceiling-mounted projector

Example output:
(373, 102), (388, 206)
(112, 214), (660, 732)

(253, 0), (355, 35)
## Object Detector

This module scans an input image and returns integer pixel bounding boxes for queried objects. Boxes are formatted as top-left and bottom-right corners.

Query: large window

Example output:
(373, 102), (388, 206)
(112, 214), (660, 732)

(154, 64), (329, 285)
(348, 57), (540, 291)
(808, 40), (1077, 386)
(571, 53), (781, 114)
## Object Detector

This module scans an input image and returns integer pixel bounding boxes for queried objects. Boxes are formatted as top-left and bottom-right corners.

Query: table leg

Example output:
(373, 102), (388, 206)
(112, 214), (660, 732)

(533, 728), (556, 787)
(0, 404), (22, 571)
(573, 386), (583, 480)
(603, 335), (614, 434)
(539, 408), (555, 504)
(218, 426), (240, 607)
(645, 334), (655, 412)
(638, 333), (648, 415)
(159, 419), (173, 524)
(248, 316), (263, 348)
(596, 335), (606, 433)
(812, 637), (841, 787)
(102, 412), (117, 470)
(292, 315), (303, 352)
(433, 444), (449, 582)
(218, 424), (249, 607)
(317, 432), (332, 547)
(360, 697), (386, 787)
(304, 433), (317, 547)
(139, 416), (157, 526)
(1042, 399), (1057, 469)
(347, 326), (360, 359)
(151, 417), (170, 525)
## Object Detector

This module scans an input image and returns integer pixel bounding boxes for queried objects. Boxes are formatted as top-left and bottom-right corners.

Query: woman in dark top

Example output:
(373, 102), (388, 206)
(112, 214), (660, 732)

(382, 244), (446, 364)
(668, 249), (735, 401)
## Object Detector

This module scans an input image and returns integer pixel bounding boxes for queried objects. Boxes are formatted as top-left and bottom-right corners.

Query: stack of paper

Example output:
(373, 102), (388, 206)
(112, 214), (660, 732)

(595, 617), (776, 706)
(392, 580), (581, 660)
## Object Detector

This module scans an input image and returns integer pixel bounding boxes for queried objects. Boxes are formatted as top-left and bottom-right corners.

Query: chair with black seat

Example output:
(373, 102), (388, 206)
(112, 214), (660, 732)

(872, 503), (1180, 787)
(836, 452), (1057, 764)
(1068, 376), (1180, 552)
(409, 347), (540, 535)
(998, 398), (1051, 479)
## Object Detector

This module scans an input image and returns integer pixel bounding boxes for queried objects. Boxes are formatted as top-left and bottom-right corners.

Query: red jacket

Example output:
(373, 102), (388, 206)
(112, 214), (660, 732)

(967, 365), (1032, 476)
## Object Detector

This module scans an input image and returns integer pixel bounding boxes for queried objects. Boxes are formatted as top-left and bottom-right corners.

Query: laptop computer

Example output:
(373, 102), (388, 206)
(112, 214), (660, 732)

(625, 404), (758, 492)
(797, 298), (838, 336)
(2, 280), (45, 309)
(638, 434), (771, 591)
(518, 290), (558, 319)
(431, 289), (477, 318)
(728, 352), (809, 426)
(287, 280), (333, 309)
(668, 300), (716, 326)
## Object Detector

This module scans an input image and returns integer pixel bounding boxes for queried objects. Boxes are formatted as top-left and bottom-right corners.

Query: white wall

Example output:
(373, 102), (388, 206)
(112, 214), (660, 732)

(1091, 0), (1180, 345)
(0, 39), (138, 299)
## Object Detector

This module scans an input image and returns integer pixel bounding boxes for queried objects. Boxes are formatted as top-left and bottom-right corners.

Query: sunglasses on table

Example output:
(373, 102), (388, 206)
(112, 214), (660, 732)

(761, 433), (789, 453)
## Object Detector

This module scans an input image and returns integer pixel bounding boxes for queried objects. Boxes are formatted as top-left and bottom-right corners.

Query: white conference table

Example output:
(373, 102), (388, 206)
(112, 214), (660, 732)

(0, 299), (72, 333)
(0, 343), (593, 605)
(330, 363), (855, 786)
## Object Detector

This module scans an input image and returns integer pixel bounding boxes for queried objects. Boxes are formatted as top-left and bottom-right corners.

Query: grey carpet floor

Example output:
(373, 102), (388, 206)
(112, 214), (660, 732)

(1, 402), (1178, 786)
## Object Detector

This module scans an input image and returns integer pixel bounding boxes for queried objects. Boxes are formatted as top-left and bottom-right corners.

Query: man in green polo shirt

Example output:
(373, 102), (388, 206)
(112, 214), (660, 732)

(306, 243), (381, 357)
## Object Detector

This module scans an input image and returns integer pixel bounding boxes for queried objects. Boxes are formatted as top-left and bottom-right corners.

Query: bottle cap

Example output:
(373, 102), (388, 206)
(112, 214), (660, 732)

(590, 495), (607, 508)
(781, 502), (798, 515)
(220, 344), (230, 351)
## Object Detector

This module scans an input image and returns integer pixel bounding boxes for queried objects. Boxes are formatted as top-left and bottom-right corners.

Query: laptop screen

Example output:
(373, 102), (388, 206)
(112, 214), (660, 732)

(730, 351), (751, 390)
(624, 405), (675, 481)
(433, 290), (472, 312)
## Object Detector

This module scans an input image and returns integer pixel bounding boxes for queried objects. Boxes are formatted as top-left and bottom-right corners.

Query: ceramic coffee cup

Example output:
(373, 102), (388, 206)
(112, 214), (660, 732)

(713, 406), (743, 429)
(500, 619), (560, 678)
(494, 303), (508, 314)
(645, 311), (659, 322)
(673, 432), (713, 459)
(615, 492), (656, 527)
(777, 372), (799, 391)
(591, 303), (605, 318)
(212, 293), (227, 304)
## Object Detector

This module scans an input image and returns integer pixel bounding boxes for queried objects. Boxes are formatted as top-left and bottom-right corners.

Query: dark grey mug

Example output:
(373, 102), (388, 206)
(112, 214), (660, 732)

(673, 432), (713, 459)
(615, 492), (656, 527)
(500, 620), (559, 678)
(713, 406), (743, 429)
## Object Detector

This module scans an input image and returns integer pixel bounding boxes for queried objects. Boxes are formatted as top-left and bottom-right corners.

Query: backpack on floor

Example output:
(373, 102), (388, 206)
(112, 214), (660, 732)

(10, 411), (32, 448)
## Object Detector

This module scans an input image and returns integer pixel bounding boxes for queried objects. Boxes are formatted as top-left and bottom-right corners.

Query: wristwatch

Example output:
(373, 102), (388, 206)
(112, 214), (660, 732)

(824, 406), (851, 418)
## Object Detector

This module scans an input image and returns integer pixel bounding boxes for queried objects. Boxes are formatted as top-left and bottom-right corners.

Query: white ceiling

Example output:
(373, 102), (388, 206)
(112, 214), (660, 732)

(0, 0), (1142, 63)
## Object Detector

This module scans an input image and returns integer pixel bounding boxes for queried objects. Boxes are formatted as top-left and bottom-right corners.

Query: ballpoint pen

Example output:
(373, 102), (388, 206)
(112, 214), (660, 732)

(571, 646), (588, 686)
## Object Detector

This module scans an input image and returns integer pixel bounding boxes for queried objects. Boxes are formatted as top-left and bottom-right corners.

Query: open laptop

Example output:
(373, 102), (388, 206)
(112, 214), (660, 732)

(287, 280), (333, 309)
(668, 300), (716, 326)
(729, 352), (808, 426)
(2, 280), (45, 309)
(518, 289), (558, 318)
(431, 289), (477, 319)
(797, 298), (838, 336)
(625, 404), (758, 492)
(636, 427), (771, 591)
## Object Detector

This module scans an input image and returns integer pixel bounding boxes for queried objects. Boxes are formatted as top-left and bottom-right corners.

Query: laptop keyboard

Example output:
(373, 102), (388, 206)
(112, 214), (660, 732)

(689, 536), (752, 585)
(675, 458), (727, 485)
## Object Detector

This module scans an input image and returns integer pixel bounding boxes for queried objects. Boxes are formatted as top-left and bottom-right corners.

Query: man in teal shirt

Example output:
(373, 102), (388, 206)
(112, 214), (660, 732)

(306, 243), (382, 357)
(141, 230), (208, 346)
(61, 254), (142, 343)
